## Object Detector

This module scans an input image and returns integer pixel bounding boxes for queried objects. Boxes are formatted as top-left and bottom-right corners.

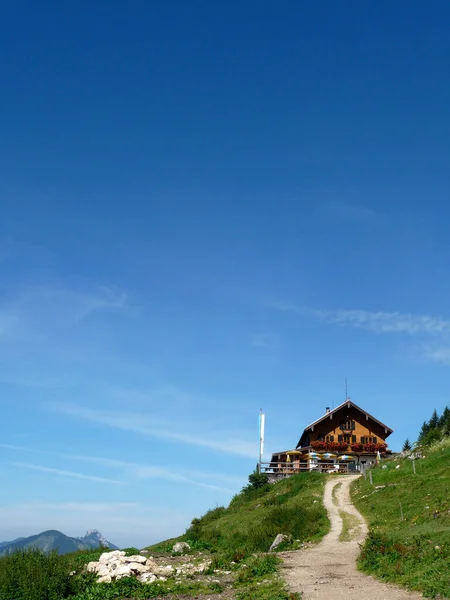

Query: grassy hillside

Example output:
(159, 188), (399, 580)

(352, 438), (450, 599)
(148, 471), (329, 558)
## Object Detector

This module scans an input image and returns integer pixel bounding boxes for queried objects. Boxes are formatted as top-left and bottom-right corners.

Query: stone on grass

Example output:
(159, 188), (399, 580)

(99, 550), (125, 563)
(126, 554), (147, 564)
(128, 562), (147, 573)
(269, 533), (289, 552)
(173, 541), (190, 553)
(139, 573), (157, 584)
(153, 564), (175, 576)
(115, 564), (132, 578)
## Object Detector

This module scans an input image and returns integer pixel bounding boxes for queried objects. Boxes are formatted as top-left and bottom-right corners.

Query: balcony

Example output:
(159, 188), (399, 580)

(260, 461), (349, 482)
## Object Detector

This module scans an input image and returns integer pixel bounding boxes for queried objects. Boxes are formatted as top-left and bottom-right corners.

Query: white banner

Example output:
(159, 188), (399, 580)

(259, 412), (265, 458)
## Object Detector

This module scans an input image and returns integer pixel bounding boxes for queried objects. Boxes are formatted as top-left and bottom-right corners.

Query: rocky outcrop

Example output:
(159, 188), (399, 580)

(87, 550), (209, 584)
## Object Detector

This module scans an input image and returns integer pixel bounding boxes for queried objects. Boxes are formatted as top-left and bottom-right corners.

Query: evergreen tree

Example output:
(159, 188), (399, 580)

(429, 409), (439, 429)
(418, 421), (430, 442)
(438, 406), (450, 433)
(402, 438), (412, 452)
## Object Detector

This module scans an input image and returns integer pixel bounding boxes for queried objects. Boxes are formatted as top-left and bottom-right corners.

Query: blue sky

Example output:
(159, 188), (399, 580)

(1, 1), (450, 548)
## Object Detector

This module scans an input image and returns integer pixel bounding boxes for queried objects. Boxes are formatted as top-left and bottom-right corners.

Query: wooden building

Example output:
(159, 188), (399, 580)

(263, 399), (393, 479)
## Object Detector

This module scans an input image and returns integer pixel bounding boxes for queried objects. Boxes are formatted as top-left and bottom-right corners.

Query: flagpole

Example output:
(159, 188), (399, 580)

(259, 409), (265, 473)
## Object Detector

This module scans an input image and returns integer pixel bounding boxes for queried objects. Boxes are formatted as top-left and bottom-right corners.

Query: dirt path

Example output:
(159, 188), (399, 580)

(280, 475), (423, 599)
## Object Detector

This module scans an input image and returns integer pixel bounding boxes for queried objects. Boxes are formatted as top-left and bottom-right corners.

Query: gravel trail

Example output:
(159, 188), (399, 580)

(280, 475), (422, 599)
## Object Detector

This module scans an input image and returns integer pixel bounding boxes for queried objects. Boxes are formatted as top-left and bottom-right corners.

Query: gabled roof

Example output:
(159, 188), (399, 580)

(296, 399), (393, 448)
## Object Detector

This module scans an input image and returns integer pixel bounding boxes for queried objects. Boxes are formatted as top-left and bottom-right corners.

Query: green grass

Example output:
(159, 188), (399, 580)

(338, 511), (360, 542)
(70, 578), (224, 599)
(147, 472), (329, 558)
(0, 548), (97, 600)
(332, 482), (342, 506)
(352, 439), (450, 598)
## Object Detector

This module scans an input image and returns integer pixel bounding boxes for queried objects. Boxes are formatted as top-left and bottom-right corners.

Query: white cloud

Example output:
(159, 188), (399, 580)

(0, 284), (128, 341)
(274, 303), (450, 336)
(312, 308), (450, 335)
(12, 462), (124, 485)
(69, 454), (243, 494)
(53, 403), (256, 458)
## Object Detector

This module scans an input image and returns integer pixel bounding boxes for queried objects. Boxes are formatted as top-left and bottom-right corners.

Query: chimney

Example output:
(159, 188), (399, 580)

(326, 407), (330, 414)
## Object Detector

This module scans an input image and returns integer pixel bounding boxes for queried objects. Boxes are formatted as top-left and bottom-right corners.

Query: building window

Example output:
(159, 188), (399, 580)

(340, 420), (356, 431)
(325, 435), (334, 442)
(361, 436), (378, 444)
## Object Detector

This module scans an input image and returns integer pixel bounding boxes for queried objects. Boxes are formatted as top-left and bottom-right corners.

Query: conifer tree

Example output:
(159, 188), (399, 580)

(429, 409), (439, 429)
(418, 421), (430, 442)
(402, 438), (412, 452)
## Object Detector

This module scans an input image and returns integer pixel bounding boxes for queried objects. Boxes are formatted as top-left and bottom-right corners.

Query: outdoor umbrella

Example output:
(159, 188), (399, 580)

(286, 450), (302, 455)
(286, 455), (291, 462)
(322, 452), (337, 459)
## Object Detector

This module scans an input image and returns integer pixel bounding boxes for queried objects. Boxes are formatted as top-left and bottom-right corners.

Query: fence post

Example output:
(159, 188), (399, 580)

(369, 470), (373, 485)
(412, 458), (416, 474)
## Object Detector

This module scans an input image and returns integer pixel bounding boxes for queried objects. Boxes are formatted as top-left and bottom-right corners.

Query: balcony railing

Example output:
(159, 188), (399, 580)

(260, 461), (349, 476)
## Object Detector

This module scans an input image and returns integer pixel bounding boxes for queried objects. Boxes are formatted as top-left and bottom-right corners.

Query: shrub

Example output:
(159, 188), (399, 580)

(235, 554), (280, 583)
(0, 549), (79, 600)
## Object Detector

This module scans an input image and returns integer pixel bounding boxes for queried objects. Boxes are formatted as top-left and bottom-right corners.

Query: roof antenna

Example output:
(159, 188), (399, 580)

(345, 377), (348, 400)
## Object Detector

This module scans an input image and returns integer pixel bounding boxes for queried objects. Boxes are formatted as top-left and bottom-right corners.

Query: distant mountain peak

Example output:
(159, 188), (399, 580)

(0, 529), (118, 556)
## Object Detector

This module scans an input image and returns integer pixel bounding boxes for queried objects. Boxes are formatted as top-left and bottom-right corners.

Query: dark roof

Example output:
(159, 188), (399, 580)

(296, 399), (393, 448)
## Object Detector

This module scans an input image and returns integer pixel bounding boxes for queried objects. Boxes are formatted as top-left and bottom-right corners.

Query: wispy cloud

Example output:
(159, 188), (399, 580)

(421, 345), (450, 365)
(250, 333), (279, 348)
(2, 443), (244, 493)
(69, 455), (239, 494)
(274, 304), (450, 336)
(53, 404), (256, 458)
(312, 308), (450, 335)
(0, 444), (28, 451)
(12, 462), (124, 485)
(0, 284), (129, 341)
(16, 284), (128, 324)
(327, 202), (380, 220)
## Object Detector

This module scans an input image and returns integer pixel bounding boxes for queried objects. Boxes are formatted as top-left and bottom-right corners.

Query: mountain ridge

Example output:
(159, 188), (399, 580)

(0, 529), (118, 556)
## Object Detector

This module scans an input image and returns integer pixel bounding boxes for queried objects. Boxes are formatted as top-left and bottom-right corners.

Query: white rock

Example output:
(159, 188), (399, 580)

(127, 562), (148, 573)
(96, 565), (112, 577)
(153, 565), (174, 576)
(173, 541), (190, 553)
(126, 555), (147, 564)
(115, 564), (132, 578)
(99, 550), (125, 563)
(139, 573), (157, 583)
(97, 575), (112, 583)
(87, 561), (99, 573)
(145, 558), (158, 570)
(269, 533), (289, 552)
